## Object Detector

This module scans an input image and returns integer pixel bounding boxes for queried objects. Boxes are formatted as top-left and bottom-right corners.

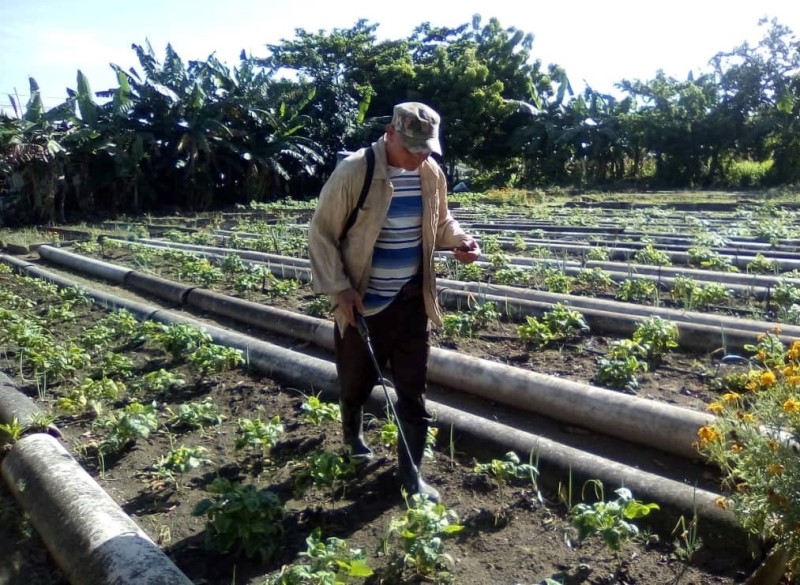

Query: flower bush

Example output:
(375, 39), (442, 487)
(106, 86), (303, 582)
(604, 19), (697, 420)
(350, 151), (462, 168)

(698, 331), (800, 575)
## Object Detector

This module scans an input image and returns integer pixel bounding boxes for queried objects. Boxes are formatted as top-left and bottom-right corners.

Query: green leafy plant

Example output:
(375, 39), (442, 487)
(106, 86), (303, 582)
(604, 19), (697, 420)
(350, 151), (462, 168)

(441, 302), (499, 339)
(747, 253), (776, 274)
(473, 451), (540, 518)
(192, 477), (285, 561)
(383, 494), (464, 580)
(95, 401), (159, 455)
(57, 377), (125, 416)
(294, 449), (359, 496)
(188, 344), (244, 376)
(543, 271), (575, 294)
(166, 398), (223, 431)
(300, 395), (341, 426)
(133, 369), (187, 396)
(304, 296), (331, 318)
(153, 323), (212, 361)
(235, 415), (285, 455)
(575, 267), (614, 292)
(153, 445), (212, 486)
(586, 247), (610, 261)
(594, 339), (649, 393)
(265, 528), (373, 584)
(633, 244), (672, 266)
(571, 482), (659, 552)
(616, 278), (656, 303)
(0, 417), (24, 443)
(632, 316), (679, 362)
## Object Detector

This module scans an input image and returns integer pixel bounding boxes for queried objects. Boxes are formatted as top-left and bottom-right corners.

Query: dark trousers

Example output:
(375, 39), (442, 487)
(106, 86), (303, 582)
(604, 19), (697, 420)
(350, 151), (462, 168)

(334, 290), (430, 424)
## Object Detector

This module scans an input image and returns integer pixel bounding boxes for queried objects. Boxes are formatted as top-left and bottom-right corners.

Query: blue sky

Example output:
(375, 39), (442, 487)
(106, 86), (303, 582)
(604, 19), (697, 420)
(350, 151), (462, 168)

(1, 0), (799, 113)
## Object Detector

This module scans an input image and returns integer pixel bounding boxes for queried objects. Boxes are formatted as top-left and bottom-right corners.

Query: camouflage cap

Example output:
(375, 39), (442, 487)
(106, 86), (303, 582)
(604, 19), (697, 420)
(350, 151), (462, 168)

(391, 102), (442, 155)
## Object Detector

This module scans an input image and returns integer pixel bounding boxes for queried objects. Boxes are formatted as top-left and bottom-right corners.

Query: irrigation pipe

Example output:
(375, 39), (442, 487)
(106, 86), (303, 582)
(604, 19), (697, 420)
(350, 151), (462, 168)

(1, 433), (193, 585)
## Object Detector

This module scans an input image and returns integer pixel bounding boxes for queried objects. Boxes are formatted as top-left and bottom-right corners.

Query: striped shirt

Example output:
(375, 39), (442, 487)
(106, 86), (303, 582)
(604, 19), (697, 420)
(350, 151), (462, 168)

(362, 167), (423, 315)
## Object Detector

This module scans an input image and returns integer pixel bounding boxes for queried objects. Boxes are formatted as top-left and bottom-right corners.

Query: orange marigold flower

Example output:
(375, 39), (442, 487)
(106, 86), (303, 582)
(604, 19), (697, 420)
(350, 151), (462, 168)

(715, 496), (728, 509)
(707, 402), (725, 414)
(787, 376), (800, 386)
(789, 341), (800, 362)
(769, 439), (780, 451)
(769, 464), (785, 476)
(772, 325), (783, 335)
(745, 380), (758, 392)
(761, 371), (777, 387)
(697, 426), (721, 446)
(737, 412), (756, 423)
(784, 397), (800, 413)
(730, 443), (744, 453)
(756, 349), (767, 362)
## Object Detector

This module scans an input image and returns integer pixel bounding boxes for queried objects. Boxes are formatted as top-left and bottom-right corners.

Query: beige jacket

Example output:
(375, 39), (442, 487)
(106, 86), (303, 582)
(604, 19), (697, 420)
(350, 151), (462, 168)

(308, 136), (468, 332)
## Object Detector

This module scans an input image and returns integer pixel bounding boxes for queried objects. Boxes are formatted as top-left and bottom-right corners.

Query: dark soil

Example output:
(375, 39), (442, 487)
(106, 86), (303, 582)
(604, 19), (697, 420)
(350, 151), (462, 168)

(0, 252), (766, 585)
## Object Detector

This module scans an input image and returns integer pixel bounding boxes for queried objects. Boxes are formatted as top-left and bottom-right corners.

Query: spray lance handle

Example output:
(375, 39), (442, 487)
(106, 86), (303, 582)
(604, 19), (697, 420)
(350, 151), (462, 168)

(354, 311), (371, 343)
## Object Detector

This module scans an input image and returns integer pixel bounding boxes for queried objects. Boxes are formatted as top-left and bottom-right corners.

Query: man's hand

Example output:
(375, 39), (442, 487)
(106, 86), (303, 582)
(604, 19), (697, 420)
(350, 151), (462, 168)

(334, 288), (365, 327)
(453, 238), (481, 264)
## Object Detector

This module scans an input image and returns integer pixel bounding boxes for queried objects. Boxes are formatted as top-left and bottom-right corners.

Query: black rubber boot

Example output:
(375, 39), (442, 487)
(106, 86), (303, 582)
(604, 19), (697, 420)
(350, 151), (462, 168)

(397, 418), (441, 503)
(340, 402), (373, 462)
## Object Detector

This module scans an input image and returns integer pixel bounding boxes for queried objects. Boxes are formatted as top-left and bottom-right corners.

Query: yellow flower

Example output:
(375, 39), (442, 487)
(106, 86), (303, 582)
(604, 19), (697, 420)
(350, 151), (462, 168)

(769, 464), (785, 476)
(736, 482), (747, 493)
(745, 380), (758, 392)
(760, 371), (777, 387)
(756, 349), (767, 362)
(789, 341), (800, 362)
(769, 439), (780, 451)
(697, 426), (721, 447)
(715, 497), (728, 509)
(722, 392), (741, 403)
(788, 376), (800, 386)
(784, 365), (796, 377)
(707, 402), (725, 414)
(784, 397), (800, 413)
(738, 412), (756, 423)
(730, 443), (744, 453)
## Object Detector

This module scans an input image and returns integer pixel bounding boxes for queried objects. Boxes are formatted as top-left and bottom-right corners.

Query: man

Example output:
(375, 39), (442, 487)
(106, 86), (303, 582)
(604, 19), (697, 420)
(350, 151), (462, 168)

(308, 102), (480, 502)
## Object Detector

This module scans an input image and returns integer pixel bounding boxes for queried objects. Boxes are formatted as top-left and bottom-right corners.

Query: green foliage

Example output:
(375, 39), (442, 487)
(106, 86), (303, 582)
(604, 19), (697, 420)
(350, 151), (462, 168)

(454, 262), (483, 282)
(571, 482), (659, 551)
(616, 278), (656, 303)
(687, 247), (738, 272)
(671, 275), (731, 310)
(57, 377), (124, 416)
(595, 339), (650, 393)
(153, 445), (212, 484)
(441, 302), (498, 339)
(294, 449), (359, 495)
(95, 401), (159, 454)
(166, 398), (223, 431)
(178, 256), (224, 287)
(726, 159), (773, 188)
(133, 369), (186, 395)
(152, 322), (212, 361)
(192, 478), (285, 561)
(746, 253), (776, 274)
(383, 494), (464, 580)
(575, 267), (614, 292)
(304, 296), (331, 318)
(300, 395), (341, 426)
(586, 247), (610, 261)
(543, 271), (575, 294)
(517, 303), (589, 349)
(632, 316), (679, 361)
(188, 344), (244, 376)
(235, 415), (285, 455)
(633, 244), (672, 267)
(265, 528), (373, 584)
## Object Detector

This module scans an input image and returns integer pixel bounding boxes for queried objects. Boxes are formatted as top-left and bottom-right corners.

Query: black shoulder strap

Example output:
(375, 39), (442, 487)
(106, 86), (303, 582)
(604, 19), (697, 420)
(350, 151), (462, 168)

(339, 147), (375, 243)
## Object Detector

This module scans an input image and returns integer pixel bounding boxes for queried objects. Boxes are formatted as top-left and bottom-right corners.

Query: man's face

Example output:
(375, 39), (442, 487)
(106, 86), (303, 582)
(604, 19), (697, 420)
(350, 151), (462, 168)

(386, 125), (431, 171)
